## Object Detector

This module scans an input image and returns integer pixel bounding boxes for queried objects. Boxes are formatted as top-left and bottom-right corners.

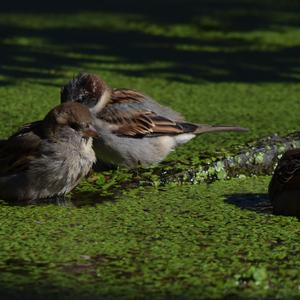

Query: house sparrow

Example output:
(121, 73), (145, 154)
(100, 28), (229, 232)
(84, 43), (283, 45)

(0, 102), (97, 202)
(269, 149), (300, 216)
(61, 73), (248, 168)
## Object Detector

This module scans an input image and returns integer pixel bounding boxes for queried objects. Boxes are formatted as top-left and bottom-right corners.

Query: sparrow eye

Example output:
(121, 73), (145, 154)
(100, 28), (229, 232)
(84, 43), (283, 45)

(87, 98), (98, 107)
(69, 122), (81, 131)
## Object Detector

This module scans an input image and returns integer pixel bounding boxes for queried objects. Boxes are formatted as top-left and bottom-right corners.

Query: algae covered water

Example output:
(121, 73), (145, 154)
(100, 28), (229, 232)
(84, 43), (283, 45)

(1, 1), (300, 298)
(1, 176), (300, 299)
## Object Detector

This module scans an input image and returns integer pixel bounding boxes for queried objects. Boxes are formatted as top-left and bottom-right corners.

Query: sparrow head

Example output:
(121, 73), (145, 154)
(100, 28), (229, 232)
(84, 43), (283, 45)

(61, 73), (107, 108)
(44, 102), (98, 138)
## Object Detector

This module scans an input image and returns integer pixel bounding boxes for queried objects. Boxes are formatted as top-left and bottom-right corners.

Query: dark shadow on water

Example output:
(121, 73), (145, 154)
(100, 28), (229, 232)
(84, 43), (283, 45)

(0, 282), (294, 300)
(70, 189), (118, 207)
(1, 195), (75, 207)
(2, 191), (118, 207)
(225, 193), (273, 214)
(0, 0), (300, 84)
(2, 0), (300, 31)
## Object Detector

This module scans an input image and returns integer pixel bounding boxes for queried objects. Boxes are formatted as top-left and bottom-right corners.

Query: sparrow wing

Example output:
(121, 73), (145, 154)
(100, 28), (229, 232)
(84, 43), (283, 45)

(97, 88), (248, 138)
(110, 88), (185, 121)
(98, 107), (192, 137)
(269, 149), (300, 200)
(10, 120), (44, 137)
(97, 89), (198, 137)
(110, 89), (146, 104)
(0, 123), (43, 175)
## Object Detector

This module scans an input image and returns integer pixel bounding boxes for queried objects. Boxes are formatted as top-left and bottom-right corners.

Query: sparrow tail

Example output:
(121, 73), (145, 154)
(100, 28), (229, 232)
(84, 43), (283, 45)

(194, 124), (248, 134)
(179, 123), (248, 135)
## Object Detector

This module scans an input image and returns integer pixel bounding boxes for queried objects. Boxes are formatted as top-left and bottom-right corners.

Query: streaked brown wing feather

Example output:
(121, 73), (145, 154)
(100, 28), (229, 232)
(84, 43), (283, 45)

(97, 88), (194, 137)
(111, 89), (145, 103)
(0, 127), (42, 175)
(98, 105), (185, 137)
(10, 120), (43, 138)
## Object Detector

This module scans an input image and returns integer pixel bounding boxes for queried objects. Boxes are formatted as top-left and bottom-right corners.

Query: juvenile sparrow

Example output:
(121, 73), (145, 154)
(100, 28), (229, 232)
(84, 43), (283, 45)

(0, 102), (97, 202)
(61, 73), (248, 168)
(269, 149), (300, 216)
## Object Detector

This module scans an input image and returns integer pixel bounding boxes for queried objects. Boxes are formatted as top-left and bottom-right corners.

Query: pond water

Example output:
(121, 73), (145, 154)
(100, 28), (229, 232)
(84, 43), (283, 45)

(1, 176), (300, 299)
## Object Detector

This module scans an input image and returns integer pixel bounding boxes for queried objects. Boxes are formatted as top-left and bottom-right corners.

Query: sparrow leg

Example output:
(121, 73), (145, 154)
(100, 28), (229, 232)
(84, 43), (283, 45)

(54, 195), (73, 207)
(28, 195), (73, 207)
(93, 159), (117, 172)
(131, 166), (142, 181)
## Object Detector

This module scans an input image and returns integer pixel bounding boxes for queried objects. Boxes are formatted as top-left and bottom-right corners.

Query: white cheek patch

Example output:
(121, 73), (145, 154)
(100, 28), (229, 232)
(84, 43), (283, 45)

(90, 90), (111, 114)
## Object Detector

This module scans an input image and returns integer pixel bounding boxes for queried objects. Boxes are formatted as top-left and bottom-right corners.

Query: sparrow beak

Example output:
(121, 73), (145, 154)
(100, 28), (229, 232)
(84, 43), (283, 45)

(82, 124), (98, 138)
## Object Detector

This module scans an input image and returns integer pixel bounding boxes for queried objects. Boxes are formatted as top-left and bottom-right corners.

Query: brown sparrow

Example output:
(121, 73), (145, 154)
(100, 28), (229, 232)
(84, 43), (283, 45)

(0, 102), (97, 202)
(61, 73), (248, 168)
(269, 149), (300, 216)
